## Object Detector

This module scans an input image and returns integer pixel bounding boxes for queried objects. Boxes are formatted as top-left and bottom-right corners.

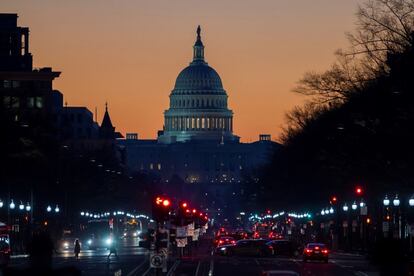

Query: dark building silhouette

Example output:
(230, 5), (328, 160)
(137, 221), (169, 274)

(0, 14), (61, 130)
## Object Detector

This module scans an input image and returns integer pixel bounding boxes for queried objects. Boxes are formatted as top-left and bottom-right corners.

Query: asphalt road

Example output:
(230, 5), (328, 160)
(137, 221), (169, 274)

(170, 253), (380, 276)
(5, 237), (381, 276)
(7, 237), (150, 276)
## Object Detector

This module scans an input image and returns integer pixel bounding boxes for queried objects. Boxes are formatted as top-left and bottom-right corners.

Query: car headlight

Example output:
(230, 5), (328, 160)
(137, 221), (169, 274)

(63, 242), (69, 248)
(106, 238), (112, 245)
(87, 239), (92, 245)
(220, 247), (226, 251)
(133, 232), (137, 237)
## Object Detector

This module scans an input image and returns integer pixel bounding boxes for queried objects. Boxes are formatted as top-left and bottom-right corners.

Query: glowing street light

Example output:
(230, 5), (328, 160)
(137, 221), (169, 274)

(25, 203), (31, 212)
(55, 205), (60, 213)
(342, 204), (349, 212)
(359, 201), (365, 208)
(0, 199), (3, 208)
(19, 201), (24, 210)
(409, 197), (414, 207)
(393, 195), (400, 207)
(10, 200), (15, 210)
(383, 196), (390, 206)
(321, 210), (325, 215)
(329, 207), (334, 214)
(351, 202), (357, 210)
(46, 205), (52, 212)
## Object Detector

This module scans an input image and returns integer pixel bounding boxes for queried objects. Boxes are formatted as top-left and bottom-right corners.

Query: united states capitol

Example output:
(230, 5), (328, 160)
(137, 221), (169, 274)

(118, 27), (280, 184)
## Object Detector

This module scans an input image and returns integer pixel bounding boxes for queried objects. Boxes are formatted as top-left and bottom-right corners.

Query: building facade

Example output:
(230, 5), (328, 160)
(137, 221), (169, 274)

(119, 27), (280, 183)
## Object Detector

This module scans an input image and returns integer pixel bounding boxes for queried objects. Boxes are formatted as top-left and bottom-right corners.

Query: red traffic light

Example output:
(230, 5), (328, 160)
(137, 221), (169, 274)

(155, 196), (171, 207)
(181, 202), (188, 208)
(331, 196), (337, 203)
(355, 186), (363, 196)
(192, 209), (197, 214)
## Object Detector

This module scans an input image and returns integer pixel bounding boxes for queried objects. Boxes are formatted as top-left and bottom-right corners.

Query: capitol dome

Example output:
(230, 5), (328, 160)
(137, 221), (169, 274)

(158, 26), (237, 144)
(173, 63), (224, 92)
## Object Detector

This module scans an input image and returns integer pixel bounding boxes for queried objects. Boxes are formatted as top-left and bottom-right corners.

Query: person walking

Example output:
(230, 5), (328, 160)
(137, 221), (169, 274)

(107, 238), (119, 262)
(74, 239), (81, 260)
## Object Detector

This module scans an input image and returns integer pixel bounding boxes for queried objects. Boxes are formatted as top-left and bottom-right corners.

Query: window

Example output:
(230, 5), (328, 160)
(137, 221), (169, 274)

(150, 163), (154, 170)
(3, 80), (11, 88)
(11, 97), (19, 108)
(12, 81), (20, 88)
(3, 96), (11, 107)
(157, 163), (161, 170)
(36, 97), (43, 108)
(27, 97), (34, 108)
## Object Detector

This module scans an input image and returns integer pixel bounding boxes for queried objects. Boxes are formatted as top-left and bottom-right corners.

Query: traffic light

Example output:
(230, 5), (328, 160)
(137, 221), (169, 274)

(330, 196), (338, 204)
(153, 196), (172, 222)
(355, 186), (363, 196)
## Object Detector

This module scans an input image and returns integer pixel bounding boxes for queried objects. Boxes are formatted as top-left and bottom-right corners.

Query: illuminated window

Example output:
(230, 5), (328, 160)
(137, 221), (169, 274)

(157, 163), (161, 170)
(149, 163), (154, 170)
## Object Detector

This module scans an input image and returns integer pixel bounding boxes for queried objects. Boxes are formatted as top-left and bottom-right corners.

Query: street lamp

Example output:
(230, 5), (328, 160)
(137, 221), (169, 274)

(321, 210), (326, 215)
(46, 205), (52, 212)
(25, 203), (31, 212)
(19, 201), (24, 210)
(329, 207), (334, 214)
(383, 195), (390, 206)
(393, 195), (400, 207)
(409, 197), (414, 207)
(343, 204), (349, 212)
(9, 200), (15, 210)
(0, 199), (3, 208)
(351, 202), (357, 210)
(360, 200), (365, 208)
(55, 205), (60, 213)
(80, 212), (85, 216)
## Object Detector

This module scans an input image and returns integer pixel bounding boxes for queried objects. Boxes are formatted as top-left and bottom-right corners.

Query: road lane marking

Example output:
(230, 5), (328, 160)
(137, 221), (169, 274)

(126, 259), (148, 276)
(208, 258), (214, 276)
(166, 259), (181, 276)
(195, 260), (202, 276)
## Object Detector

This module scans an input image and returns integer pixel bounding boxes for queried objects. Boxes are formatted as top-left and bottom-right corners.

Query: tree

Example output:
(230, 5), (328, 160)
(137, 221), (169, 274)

(294, 0), (414, 106)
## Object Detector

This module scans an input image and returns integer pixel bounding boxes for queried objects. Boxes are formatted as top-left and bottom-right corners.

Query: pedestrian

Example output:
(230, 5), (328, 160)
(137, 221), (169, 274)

(74, 239), (81, 260)
(107, 239), (119, 262)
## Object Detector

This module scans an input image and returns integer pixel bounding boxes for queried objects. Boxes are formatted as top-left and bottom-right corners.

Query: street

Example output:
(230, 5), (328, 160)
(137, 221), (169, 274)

(5, 237), (380, 276)
(8, 238), (149, 276)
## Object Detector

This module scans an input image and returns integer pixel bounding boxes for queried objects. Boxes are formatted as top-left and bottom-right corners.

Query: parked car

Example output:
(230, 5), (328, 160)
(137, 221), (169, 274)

(266, 240), (302, 257)
(0, 234), (11, 267)
(302, 243), (329, 263)
(217, 239), (273, 257)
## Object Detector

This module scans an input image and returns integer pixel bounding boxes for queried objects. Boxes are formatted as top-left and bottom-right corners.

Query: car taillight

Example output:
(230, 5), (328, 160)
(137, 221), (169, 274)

(305, 249), (312, 253)
(219, 240), (223, 244)
(315, 246), (319, 250)
(322, 249), (328, 254)
(231, 241), (236, 244)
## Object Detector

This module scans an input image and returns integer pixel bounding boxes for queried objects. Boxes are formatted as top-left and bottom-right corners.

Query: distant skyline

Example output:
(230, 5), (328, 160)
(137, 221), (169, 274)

(3, 0), (362, 141)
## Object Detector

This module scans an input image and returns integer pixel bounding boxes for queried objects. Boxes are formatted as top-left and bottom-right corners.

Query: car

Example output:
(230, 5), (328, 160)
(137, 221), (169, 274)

(216, 236), (236, 247)
(302, 243), (329, 263)
(58, 237), (79, 251)
(217, 239), (274, 257)
(84, 235), (114, 250)
(0, 234), (11, 268)
(266, 240), (302, 257)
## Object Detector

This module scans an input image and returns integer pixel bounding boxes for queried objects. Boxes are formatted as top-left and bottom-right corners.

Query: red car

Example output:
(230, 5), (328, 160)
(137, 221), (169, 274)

(215, 236), (236, 247)
(303, 243), (329, 263)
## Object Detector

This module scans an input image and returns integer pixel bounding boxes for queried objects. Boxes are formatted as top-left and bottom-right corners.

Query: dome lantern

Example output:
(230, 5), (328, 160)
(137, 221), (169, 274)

(193, 25), (205, 63)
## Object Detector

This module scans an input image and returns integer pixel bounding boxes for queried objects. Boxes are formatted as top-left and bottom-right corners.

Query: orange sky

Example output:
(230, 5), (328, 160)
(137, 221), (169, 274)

(3, 0), (363, 142)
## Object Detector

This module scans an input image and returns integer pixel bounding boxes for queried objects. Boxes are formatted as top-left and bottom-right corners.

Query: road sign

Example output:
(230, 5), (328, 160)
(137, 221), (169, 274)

(176, 226), (187, 238)
(150, 253), (165, 268)
(176, 238), (187, 247)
